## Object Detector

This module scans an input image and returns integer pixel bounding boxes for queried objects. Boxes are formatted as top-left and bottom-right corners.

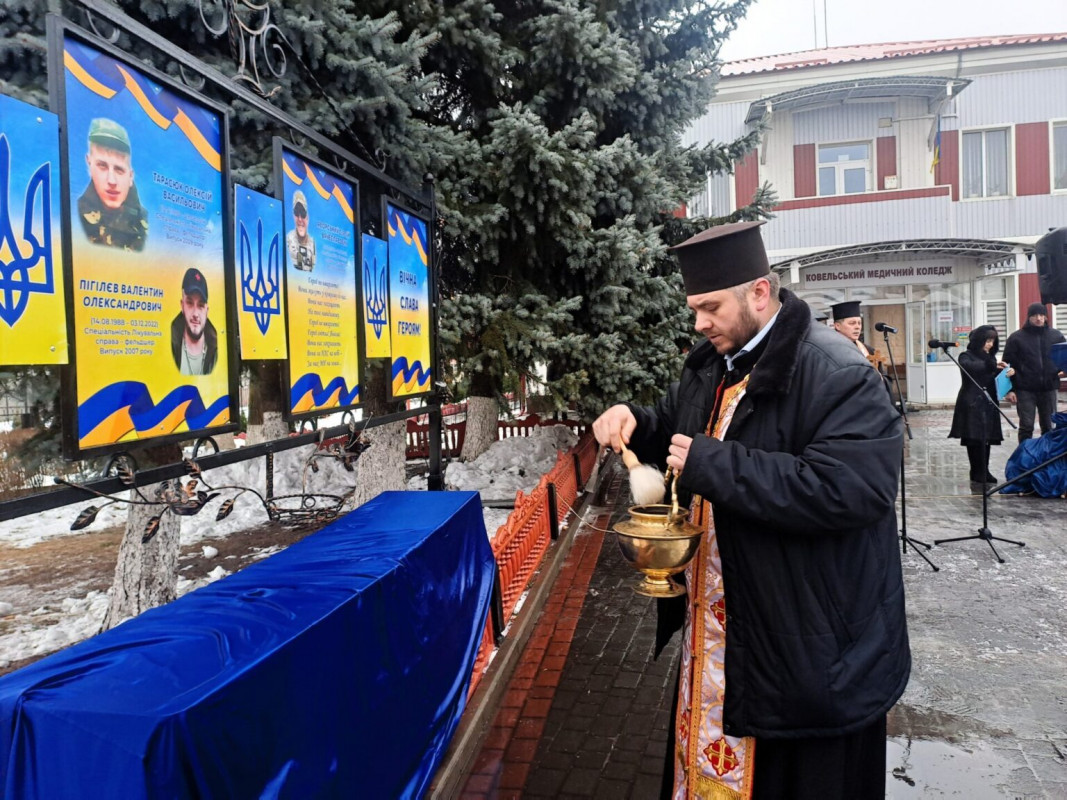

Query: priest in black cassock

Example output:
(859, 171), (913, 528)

(593, 220), (909, 799)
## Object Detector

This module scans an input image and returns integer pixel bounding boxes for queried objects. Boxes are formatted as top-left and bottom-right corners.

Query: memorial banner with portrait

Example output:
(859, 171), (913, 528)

(274, 141), (361, 418)
(384, 201), (432, 400)
(0, 94), (68, 366)
(54, 28), (234, 456)
(235, 185), (286, 360)
(361, 234), (390, 359)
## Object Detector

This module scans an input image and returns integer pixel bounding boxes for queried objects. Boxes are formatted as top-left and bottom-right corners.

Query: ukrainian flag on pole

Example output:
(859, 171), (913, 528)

(930, 116), (941, 174)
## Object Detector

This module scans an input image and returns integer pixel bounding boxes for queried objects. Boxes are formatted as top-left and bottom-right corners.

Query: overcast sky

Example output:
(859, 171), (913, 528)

(719, 0), (1067, 62)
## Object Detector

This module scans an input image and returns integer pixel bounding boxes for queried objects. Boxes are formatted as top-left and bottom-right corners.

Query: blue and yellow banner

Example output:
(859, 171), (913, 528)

(235, 185), (286, 360)
(63, 36), (230, 451)
(0, 95), (67, 365)
(280, 147), (360, 414)
(361, 234), (390, 359)
(386, 203), (431, 398)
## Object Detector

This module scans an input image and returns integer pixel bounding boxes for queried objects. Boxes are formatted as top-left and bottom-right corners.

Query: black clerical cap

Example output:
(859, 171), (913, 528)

(830, 300), (861, 321)
(671, 220), (770, 295)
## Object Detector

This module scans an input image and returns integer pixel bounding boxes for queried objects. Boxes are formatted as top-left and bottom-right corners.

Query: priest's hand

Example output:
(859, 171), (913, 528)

(592, 404), (636, 453)
(667, 434), (693, 473)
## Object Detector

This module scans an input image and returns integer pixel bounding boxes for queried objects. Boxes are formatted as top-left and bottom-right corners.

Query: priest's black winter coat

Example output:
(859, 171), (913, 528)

(626, 289), (910, 740)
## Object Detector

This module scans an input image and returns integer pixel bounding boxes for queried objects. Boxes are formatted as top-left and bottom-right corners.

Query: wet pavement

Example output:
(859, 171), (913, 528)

(442, 407), (1067, 799)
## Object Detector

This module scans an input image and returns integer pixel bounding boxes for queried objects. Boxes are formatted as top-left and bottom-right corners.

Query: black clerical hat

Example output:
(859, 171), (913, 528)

(671, 221), (770, 295)
(830, 300), (861, 321)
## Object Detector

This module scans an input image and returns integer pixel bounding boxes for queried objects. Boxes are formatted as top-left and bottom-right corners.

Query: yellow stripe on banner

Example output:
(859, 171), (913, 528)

(292, 391), (317, 414)
(303, 165), (331, 199)
(397, 217), (413, 246)
(207, 407), (231, 428)
(282, 161), (303, 185)
(116, 65), (171, 130)
(332, 185), (355, 223)
(80, 407), (137, 449)
(387, 221), (396, 237)
(64, 51), (117, 100)
(173, 109), (221, 171)
(150, 400), (192, 436)
(392, 373), (406, 395)
(413, 229), (428, 266)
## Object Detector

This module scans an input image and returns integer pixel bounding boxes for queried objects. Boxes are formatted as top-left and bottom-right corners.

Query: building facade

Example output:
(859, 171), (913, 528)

(684, 34), (1067, 402)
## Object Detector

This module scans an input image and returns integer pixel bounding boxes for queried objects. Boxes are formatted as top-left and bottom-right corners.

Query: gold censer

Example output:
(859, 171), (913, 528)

(612, 467), (704, 598)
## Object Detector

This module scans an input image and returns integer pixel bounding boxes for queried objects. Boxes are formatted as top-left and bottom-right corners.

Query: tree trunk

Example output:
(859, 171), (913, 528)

(462, 397), (499, 462)
(347, 419), (407, 509)
(247, 361), (289, 445)
(346, 360), (407, 509)
(100, 442), (183, 631)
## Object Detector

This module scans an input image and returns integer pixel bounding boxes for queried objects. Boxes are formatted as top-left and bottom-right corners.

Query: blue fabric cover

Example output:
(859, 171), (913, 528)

(1000, 412), (1067, 497)
(0, 491), (494, 799)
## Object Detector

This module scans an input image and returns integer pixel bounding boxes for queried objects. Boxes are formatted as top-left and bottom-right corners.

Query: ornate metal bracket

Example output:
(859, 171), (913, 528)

(198, 0), (287, 98)
(57, 429), (371, 539)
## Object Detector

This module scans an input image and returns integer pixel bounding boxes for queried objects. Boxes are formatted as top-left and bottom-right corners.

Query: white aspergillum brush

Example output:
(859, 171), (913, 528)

(619, 441), (667, 505)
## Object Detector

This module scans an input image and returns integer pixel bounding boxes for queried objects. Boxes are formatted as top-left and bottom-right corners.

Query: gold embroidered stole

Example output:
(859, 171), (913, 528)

(672, 376), (755, 800)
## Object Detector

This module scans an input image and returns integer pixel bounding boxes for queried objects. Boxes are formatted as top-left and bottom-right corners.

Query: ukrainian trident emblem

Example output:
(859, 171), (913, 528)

(363, 249), (387, 339)
(239, 217), (282, 335)
(0, 133), (56, 328)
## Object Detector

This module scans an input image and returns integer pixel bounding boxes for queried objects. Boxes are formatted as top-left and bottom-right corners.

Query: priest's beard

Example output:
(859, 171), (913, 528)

(726, 302), (761, 356)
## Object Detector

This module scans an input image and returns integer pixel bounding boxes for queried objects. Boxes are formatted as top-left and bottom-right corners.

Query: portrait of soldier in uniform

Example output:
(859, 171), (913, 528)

(77, 118), (148, 252)
(286, 189), (316, 272)
(171, 267), (218, 376)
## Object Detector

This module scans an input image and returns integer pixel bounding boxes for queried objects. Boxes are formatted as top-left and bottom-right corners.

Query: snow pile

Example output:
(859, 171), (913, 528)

(0, 442), (357, 550)
(443, 425), (578, 502)
(0, 592), (109, 670)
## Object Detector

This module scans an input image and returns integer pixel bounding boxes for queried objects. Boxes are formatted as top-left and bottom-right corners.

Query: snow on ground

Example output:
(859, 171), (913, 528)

(0, 424), (579, 668)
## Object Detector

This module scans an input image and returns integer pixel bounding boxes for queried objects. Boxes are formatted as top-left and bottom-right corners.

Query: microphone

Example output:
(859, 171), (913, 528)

(874, 322), (898, 334)
(928, 338), (958, 349)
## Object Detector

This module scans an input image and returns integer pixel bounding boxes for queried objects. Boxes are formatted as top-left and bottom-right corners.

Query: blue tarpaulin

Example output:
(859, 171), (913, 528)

(0, 491), (495, 799)
(1000, 412), (1067, 497)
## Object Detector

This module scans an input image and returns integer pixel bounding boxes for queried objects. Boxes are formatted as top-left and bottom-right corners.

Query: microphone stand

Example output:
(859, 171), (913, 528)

(881, 328), (938, 571)
(931, 343), (1024, 563)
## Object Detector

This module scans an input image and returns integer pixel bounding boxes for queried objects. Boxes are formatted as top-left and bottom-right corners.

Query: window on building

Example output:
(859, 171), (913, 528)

(962, 129), (1010, 198)
(817, 142), (870, 196)
(1052, 303), (1067, 331)
(1054, 122), (1067, 192)
(912, 282), (972, 362)
(978, 277), (1009, 335)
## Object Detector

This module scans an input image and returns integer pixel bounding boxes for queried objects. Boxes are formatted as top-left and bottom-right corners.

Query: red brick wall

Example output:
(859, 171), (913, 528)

(1015, 122), (1050, 196)
(876, 136), (897, 190)
(793, 143), (816, 198)
(1018, 273), (1046, 321)
(734, 149), (759, 209)
(934, 129), (960, 201)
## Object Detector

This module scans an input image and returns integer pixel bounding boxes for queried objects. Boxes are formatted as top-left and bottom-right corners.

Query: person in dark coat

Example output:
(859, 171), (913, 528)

(1002, 303), (1066, 443)
(593, 221), (909, 799)
(948, 326), (1010, 485)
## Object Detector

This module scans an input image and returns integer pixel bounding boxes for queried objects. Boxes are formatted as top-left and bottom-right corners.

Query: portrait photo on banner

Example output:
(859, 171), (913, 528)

(274, 139), (362, 419)
(384, 199), (433, 401)
(53, 23), (235, 457)
(0, 94), (68, 367)
(234, 185), (287, 361)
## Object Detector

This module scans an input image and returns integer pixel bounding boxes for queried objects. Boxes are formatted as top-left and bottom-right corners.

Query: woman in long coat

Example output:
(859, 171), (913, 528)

(949, 325), (1011, 483)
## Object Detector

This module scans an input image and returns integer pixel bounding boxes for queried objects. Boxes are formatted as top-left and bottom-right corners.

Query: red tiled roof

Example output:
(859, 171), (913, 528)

(722, 32), (1067, 76)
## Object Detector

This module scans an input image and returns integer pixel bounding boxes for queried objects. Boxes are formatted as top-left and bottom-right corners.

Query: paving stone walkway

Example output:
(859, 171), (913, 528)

(455, 406), (1067, 799)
